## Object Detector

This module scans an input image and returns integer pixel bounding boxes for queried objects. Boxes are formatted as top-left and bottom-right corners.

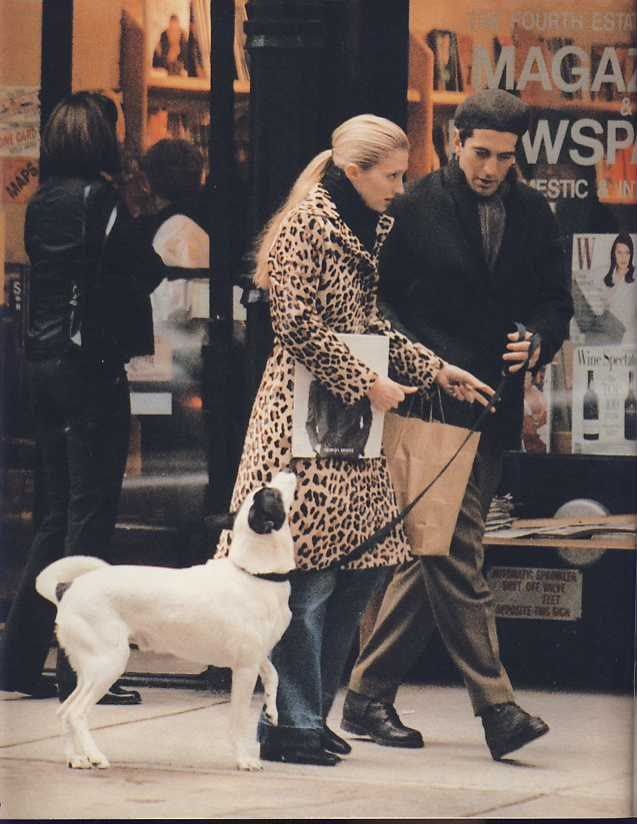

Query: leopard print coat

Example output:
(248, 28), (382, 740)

(217, 184), (443, 571)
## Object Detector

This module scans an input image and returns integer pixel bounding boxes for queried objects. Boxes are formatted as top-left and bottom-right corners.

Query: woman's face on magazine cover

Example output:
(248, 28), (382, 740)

(614, 243), (630, 274)
(345, 148), (409, 213)
(454, 128), (517, 197)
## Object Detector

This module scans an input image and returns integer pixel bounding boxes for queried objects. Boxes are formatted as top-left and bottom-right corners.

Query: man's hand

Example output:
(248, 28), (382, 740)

(502, 330), (541, 374)
(367, 375), (418, 413)
(435, 364), (495, 409)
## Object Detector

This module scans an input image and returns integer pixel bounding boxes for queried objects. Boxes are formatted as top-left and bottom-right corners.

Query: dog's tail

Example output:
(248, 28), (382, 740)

(35, 556), (110, 606)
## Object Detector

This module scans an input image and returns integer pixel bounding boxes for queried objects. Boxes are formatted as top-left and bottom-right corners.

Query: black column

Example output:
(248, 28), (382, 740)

(204, 0), (237, 516)
(241, 0), (410, 407)
(302, 0), (411, 148)
(39, 0), (73, 171)
(315, 0), (354, 143)
(346, 0), (410, 130)
(242, 0), (325, 406)
(246, 0), (324, 231)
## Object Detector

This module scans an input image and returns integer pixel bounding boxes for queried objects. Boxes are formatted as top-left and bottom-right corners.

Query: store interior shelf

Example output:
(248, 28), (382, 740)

(429, 90), (628, 114)
(147, 76), (250, 96)
(430, 90), (466, 107)
(528, 97), (629, 114)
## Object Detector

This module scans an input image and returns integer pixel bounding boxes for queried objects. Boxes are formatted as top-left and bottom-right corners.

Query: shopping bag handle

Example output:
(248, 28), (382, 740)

(402, 384), (446, 424)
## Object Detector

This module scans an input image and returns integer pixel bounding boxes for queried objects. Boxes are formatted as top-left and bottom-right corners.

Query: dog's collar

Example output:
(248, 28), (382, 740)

(253, 571), (292, 583)
(232, 561), (292, 583)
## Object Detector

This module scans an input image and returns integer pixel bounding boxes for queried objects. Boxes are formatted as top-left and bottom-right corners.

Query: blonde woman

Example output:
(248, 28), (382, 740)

(217, 114), (493, 766)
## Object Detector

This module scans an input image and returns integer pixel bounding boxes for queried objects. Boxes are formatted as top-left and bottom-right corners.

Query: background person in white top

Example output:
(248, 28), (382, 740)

(141, 139), (209, 322)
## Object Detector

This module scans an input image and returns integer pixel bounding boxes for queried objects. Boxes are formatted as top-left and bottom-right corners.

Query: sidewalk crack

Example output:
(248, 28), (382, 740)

(0, 698), (230, 749)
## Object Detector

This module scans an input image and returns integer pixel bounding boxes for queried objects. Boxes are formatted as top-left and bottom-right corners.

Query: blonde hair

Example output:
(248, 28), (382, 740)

(253, 114), (409, 288)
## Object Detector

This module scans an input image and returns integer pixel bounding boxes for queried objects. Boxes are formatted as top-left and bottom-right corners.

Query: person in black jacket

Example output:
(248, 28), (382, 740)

(341, 89), (574, 760)
(1, 92), (165, 703)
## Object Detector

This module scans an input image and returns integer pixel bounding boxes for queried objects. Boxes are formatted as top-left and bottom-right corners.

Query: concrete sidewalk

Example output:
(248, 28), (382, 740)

(0, 682), (633, 819)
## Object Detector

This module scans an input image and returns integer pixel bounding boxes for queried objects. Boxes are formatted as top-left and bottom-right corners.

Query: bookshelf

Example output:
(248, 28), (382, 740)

(430, 90), (466, 108)
(120, 0), (249, 165)
(147, 76), (250, 95)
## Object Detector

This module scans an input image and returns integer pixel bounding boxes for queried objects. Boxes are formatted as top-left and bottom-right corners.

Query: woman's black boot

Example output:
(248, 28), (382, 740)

(321, 723), (352, 755)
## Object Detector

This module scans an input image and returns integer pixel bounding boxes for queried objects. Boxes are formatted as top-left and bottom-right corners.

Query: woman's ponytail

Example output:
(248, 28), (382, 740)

(253, 149), (333, 289)
(252, 114), (408, 289)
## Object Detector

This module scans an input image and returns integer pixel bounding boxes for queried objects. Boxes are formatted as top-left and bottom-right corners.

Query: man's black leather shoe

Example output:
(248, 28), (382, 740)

(481, 702), (549, 760)
(97, 684), (142, 706)
(260, 742), (341, 766)
(7, 676), (58, 699)
(321, 723), (351, 755)
(340, 690), (424, 748)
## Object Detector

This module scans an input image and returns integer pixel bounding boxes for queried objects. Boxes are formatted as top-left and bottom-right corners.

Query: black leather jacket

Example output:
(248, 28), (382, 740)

(25, 176), (165, 362)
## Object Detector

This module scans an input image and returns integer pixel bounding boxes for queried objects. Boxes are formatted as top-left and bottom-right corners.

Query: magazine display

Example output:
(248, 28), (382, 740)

(292, 334), (389, 459)
(571, 233), (637, 348)
(572, 345), (637, 455)
(522, 367), (552, 454)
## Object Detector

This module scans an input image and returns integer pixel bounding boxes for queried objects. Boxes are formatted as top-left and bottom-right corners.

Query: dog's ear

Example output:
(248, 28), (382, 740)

(204, 512), (236, 532)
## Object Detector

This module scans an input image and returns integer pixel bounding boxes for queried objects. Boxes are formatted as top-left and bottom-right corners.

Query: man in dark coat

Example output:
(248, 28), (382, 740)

(341, 89), (574, 760)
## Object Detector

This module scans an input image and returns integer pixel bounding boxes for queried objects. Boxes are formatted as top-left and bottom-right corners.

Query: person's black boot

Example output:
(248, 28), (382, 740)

(480, 702), (549, 760)
(340, 689), (424, 748)
(98, 684), (142, 705)
(259, 725), (341, 766)
(321, 723), (351, 755)
(6, 675), (58, 699)
(260, 741), (341, 765)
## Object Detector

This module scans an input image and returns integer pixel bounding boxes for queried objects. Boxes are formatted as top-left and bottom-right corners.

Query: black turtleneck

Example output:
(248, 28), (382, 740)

(321, 164), (380, 253)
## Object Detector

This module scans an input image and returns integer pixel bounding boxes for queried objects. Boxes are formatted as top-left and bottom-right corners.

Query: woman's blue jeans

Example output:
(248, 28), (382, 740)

(258, 565), (386, 750)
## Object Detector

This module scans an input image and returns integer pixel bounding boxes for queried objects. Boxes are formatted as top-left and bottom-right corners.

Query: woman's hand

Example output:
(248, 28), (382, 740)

(435, 363), (495, 409)
(367, 375), (418, 413)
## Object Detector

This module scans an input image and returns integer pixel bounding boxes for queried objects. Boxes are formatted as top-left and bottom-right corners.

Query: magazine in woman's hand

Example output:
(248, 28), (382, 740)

(292, 334), (389, 459)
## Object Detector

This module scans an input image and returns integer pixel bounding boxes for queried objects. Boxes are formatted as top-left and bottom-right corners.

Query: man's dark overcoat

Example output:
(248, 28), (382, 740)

(380, 161), (574, 448)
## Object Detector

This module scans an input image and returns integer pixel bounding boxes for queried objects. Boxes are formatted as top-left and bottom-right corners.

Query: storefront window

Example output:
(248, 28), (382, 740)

(115, 1), (250, 562)
(407, 0), (636, 458)
(1, 1), (251, 572)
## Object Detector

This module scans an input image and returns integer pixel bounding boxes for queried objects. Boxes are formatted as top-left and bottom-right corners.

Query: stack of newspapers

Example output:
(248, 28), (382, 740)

(484, 494), (517, 533)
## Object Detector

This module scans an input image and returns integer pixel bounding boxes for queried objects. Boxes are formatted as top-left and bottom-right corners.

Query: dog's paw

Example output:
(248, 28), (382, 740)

(67, 755), (92, 769)
(237, 756), (263, 772)
(89, 753), (110, 769)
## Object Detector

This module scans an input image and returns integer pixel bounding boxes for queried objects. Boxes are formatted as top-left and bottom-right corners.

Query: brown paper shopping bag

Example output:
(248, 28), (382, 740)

(383, 411), (480, 556)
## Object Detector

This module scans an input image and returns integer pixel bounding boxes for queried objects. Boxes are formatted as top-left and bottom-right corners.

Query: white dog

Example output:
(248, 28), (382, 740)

(35, 469), (296, 772)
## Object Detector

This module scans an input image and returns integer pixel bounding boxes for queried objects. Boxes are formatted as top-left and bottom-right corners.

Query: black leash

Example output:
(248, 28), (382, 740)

(323, 323), (540, 570)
